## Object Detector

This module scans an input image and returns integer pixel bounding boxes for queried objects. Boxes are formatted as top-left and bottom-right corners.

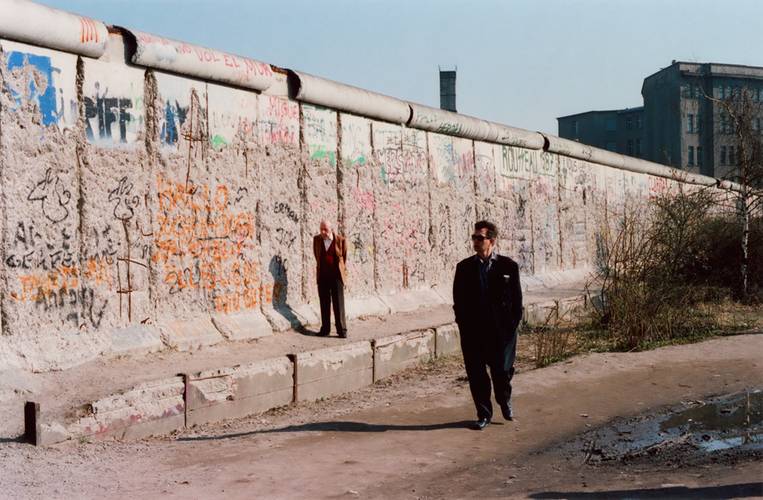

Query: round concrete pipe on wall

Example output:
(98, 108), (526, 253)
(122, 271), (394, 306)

(484, 121), (545, 149)
(543, 134), (597, 162)
(542, 133), (723, 188)
(0, 0), (108, 58)
(129, 29), (273, 91)
(587, 147), (627, 171)
(408, 103), (544, 149)
(622, 156), (707, 185)
(290, 71), (411, 124)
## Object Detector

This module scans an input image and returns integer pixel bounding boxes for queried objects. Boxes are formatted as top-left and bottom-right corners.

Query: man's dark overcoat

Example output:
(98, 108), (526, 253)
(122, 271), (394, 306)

(453, 253), (523, 420)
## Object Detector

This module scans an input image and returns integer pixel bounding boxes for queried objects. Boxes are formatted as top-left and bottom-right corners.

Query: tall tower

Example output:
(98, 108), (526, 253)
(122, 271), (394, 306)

(439, 67), (457, 112)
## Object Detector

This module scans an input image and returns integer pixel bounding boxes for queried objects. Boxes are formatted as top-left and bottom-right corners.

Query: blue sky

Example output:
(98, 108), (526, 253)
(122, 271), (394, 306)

(36, 0), (763, 134)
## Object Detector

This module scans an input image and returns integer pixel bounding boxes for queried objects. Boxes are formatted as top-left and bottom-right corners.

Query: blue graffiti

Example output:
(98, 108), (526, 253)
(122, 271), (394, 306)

(161, 100), (188, 145)
(6, 52), (60, 126)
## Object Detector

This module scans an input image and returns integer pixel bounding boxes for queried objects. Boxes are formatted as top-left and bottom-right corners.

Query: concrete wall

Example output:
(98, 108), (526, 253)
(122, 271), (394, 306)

(0, 16), (733, 373)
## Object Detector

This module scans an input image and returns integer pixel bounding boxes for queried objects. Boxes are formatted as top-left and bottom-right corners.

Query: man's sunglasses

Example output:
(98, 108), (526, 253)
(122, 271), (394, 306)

(471, 234), (489, 242)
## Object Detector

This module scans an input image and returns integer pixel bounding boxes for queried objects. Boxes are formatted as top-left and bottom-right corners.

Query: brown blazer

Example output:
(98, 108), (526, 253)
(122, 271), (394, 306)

(313, 232), (348, 284)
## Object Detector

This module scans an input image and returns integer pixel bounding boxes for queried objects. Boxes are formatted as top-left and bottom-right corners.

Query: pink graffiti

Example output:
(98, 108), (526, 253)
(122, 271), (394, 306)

(352, 188), (375, 212)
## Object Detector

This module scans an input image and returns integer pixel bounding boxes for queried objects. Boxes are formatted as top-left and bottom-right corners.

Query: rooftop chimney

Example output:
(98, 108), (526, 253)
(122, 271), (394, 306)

(439, 67), (456, 112)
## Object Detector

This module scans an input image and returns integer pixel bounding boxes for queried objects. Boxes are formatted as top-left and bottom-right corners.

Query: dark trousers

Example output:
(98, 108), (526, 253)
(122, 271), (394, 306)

(461, 331), (517, 420)
(318, 275), (347, 335)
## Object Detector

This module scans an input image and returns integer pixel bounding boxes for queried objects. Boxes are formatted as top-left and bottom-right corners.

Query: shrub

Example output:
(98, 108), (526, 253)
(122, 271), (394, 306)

(587, 187), (761, 350)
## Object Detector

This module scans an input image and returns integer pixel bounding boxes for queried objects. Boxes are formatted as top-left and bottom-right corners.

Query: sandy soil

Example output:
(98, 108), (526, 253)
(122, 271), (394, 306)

(1, 333), (761, 499)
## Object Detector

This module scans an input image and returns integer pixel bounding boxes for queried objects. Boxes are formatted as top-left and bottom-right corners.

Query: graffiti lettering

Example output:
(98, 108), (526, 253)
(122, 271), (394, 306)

(84, 82), (134, 143)
(27, 169), (71, 223)
(154, 174), (266, 314)
(275, 227), (297, 250)
(161, 100), (189, 145)
(108, 177), (141, 221)
(273, 201), (299, 224)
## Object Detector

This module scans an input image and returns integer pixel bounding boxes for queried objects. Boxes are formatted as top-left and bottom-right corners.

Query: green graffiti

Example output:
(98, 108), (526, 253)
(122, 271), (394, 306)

(342, 155), (367, 167)
(210, 135), (228, 150)
(380, 165), (388, 185)
(310, 145), (337, 166)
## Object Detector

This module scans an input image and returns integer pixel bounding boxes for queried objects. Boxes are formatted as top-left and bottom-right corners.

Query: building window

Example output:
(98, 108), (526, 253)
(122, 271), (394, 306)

(687, 114), (695, 133)
(626, 116), (633, 130)
(697, 146), (703, 167)
(696, 114), (702, 133)
(635, 139), (641, 156)
(572, 120), (579, 136)
(605, 119), (616, 132)
(688, 146), (695, 166)
(720, 114), (730, 134)
(637, 116), (643, 129)
(627, 139), (634, 155)
(606, 142), (617, 152)
(729, 146), (736, 165)
(720, 146), (727, 165)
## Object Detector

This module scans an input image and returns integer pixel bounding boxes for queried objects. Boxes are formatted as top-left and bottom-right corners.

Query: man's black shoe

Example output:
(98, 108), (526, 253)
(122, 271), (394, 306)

(472, 417), (490, 430)
(338, 331), (347, 339)
(501, 403), (514, 421)
(316, 330), (330, 337)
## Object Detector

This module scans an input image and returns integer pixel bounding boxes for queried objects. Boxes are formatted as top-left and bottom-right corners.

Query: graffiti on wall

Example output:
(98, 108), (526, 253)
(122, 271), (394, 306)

(83, 82), (142, 144)
(433, 140), (474, 186)
(259, 95), (299, 146)
(207, 85), (257, 150)
(3, 49), (78, 127)
(153, 173), (272, 314)
(6, 165), (112, 329)
(161, 99), (189, 145)
(303, 105), (337, 166)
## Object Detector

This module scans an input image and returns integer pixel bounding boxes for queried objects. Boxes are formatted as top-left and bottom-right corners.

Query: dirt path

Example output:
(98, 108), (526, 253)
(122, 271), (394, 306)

(1, 334), (761, 499)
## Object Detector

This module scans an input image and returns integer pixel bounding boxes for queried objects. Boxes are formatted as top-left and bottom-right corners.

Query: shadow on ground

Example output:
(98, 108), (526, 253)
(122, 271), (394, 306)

(178, 420), (476, 441)
(530, 482), (763, 499)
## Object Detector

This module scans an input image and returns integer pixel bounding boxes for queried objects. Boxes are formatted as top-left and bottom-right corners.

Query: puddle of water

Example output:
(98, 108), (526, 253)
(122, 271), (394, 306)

(575, 389), (763, 463)
(658, 389), (762, 454)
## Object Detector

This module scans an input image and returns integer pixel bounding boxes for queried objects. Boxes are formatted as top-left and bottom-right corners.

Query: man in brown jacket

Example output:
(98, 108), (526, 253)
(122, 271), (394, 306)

(313, 220), (348, 337)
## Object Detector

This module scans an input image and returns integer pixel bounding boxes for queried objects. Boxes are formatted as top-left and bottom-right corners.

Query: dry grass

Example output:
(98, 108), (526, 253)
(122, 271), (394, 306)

(583, 188), (763, 351)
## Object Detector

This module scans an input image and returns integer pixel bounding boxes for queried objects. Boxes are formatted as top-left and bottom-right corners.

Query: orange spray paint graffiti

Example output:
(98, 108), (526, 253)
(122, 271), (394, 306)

(154, 173), (270, 313)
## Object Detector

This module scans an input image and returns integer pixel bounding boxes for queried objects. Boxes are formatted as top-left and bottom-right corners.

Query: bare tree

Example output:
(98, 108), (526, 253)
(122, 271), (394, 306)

(710, 86), (763, 299)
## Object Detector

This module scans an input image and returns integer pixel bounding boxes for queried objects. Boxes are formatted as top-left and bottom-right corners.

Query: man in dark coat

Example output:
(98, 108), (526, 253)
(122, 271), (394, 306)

(313, 220), (348, 338)
(453, 220), (523, 430)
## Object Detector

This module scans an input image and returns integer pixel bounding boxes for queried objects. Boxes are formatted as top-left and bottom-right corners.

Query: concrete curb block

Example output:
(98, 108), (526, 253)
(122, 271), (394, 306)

(160, 318), (225, 351)
(380, 289), (446, 314)
(435, 324), (461, 357)
(346, 295), (391, 320)
(523, 295), (588, 325)
(211, 311), (274, 341)
(186, 357), (293, 427)
(291, 303), (321, 328)
(293, 341), (373, 402)
(373, 330), (435, 382)
(29, 300), (592, 444)
(432, 286), (453, 305)
(524, 268), (593, 291)
(35, 377), (185, 445)
(262, 305), (301, 332)
(524, 300), (561, 325)
(109, 325), (163, 358)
